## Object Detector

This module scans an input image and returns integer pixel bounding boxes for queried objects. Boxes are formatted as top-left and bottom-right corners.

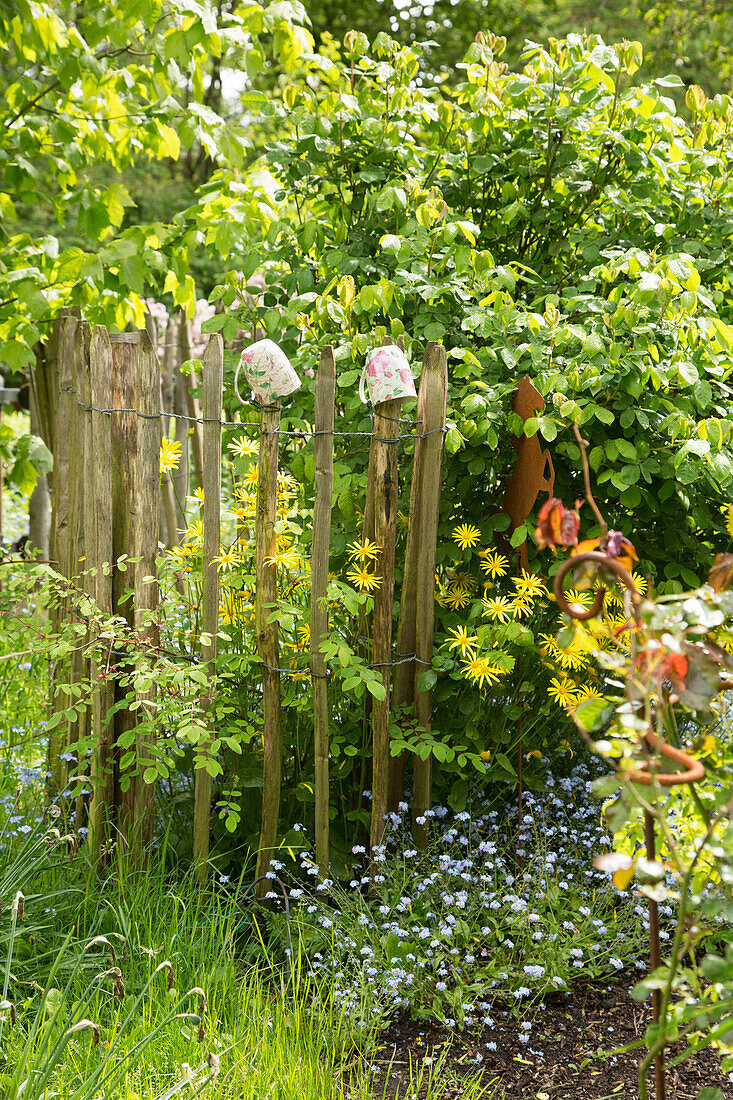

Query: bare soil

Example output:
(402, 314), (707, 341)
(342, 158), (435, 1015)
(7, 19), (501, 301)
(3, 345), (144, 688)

(376, 972), (732, 1099)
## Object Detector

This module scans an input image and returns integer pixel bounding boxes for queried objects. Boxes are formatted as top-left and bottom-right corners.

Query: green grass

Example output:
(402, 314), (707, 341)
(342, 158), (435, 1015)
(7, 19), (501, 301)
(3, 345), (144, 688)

(0, 828), (493, 1100)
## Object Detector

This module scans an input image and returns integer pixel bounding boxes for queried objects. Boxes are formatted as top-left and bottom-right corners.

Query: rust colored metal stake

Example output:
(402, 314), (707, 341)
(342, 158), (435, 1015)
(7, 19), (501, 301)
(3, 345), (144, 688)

(644, 808), (666, 1100)
(553, 549), (707, 1100)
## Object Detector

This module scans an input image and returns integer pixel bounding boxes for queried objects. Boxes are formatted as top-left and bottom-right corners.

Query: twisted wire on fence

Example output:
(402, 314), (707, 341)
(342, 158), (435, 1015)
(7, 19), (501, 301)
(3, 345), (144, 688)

(57, 385), (446, 442)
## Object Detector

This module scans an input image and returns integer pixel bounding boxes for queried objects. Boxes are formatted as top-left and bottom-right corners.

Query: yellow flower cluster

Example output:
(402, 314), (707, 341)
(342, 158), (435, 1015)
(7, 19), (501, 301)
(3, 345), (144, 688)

(345, 539), (382, 592)
(539, 570), (650, 710)
(167, 458), (307, 634)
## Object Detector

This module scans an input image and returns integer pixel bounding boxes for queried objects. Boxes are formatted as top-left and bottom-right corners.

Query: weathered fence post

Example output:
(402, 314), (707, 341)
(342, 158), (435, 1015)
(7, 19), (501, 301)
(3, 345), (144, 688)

(367, 391), (403, 860)
(28, 350), (51, 559)
(28, 324), (57, 559)
(67, 322), (91, 815)
(178, 315), (204, 492)
(173, 317), (192, 529)
(255, 400), (282, 897)
(411, 344), (448, 849)
(159, 317), (178, 548)
(192, 335), (224, 883)
(109, 333), (139, 841)
(311, 345), (336, 878)
(132, 329), (160, 862)
(89, 326), (114, 864)
(47, 312), (78, 795)
(388, 342), (440, 811)
(74, 321), (94, 828)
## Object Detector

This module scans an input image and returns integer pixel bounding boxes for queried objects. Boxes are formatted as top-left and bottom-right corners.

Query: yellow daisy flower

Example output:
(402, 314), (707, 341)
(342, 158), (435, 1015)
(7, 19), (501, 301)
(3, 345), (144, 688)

(265, 549), (302, 569)
(563, 589), (594, 612)
(347, 539), (382, 562)
(480, 550), (510, 578)
(726, 504), (733, 540)
(513, 570), (546, 599)
(538, 633), (561, 658)
(346, 566), (382, 592)
(631, 572), (648, 597)
(462, 657), (506, 689)
(445, 627), (479, 657)
(444, 586), (471, 610)
(160, 437), (182, 473)
(452, 523), (482, 550)
(556, 645), (589, 670)
(574, 685), (605, 702)
(547, 676), (580, 710)
(482, 595), (513, 623)
(228, 435), (259, 458)
(213, 548), (241, 572)
(185, 519), (204, 545)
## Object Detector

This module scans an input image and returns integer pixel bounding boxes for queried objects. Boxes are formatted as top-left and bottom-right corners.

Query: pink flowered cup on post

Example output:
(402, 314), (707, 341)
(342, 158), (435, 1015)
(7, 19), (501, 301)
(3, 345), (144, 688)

(236, 339), (300, 404)
(359, 345), (416, 405)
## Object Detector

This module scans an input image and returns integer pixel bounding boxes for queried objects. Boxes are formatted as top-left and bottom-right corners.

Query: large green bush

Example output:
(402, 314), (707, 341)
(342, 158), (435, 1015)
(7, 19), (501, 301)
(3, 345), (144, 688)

(177, 31), (733, 822)
(203, 31), (733, 592)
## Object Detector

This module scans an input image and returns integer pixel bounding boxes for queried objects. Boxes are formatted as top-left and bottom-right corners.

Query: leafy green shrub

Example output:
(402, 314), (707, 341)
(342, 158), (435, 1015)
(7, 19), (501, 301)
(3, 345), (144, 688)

(204, 32), (733, 595)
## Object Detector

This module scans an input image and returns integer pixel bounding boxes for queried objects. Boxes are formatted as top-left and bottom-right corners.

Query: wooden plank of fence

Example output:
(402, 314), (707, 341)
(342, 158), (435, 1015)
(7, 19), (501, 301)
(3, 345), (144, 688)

(389, 341), (439, 811)
(178, 316), (204, 492)
(368, 394), (402, 861)
(160, 318), (178, 548)
(192, 335), (224, 882)
(133, 329), (161, 861)
(311, 345), (336, 878)
(75, 321), (94, 829)
(47, 313), (78, 795)
(51, 314), (76, 568)
(255, 401), (282, 897)
(35, 323), (57, 464)
(173, 318), (192, 528)
(412, 344), (448, 849)
(28, 350), (51, 559)
(68, 322), (91, 819)
(109, 332), (139, 834)
(89, 326), (114, 863)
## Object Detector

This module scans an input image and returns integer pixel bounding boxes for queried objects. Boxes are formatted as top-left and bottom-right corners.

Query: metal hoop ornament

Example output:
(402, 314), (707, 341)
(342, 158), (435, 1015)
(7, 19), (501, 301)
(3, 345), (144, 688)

(553, 550), (704, 787)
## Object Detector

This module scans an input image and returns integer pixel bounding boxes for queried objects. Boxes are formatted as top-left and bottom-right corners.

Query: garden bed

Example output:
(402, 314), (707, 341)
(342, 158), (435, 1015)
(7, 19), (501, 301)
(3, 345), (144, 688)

(375, 973), (732, 1099)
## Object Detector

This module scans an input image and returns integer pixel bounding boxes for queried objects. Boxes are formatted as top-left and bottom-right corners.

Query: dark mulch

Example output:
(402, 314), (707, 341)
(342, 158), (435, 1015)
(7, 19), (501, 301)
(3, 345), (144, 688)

(375, 972), (732, 1099)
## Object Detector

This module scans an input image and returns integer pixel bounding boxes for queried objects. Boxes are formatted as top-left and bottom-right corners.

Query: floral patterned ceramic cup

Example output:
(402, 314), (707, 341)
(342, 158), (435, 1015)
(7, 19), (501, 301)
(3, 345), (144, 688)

(237, 339), (300, 404)
(359, 345), (416, 405)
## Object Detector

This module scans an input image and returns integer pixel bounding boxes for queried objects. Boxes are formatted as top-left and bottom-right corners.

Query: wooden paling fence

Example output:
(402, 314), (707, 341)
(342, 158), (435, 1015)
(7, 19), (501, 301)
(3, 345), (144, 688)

(34, 313), (448, 883)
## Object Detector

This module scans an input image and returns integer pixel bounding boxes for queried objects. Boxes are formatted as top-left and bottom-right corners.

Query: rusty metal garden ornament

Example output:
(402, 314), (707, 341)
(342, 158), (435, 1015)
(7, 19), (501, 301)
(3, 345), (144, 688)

(548, 439), (709, 1100)
(502, 377), (555, 572)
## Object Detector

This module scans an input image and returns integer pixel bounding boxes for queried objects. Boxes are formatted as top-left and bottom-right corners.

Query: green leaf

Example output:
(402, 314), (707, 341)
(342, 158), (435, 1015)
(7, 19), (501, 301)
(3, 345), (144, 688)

(582, 332), (603, 358)
(539, 417), (557, 441)
(574, 697), (613, 732)
(701, 955), (733, 983)
(510, 525), (528, 548)
(417, 669), (437, 692)
(494, 751), (516, 777)
(654, 74), (685, 87)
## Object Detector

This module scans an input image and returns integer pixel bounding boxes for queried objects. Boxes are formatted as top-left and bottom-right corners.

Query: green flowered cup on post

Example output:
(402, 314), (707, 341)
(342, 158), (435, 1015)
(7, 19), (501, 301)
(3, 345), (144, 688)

(237, 339), (300, 405)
